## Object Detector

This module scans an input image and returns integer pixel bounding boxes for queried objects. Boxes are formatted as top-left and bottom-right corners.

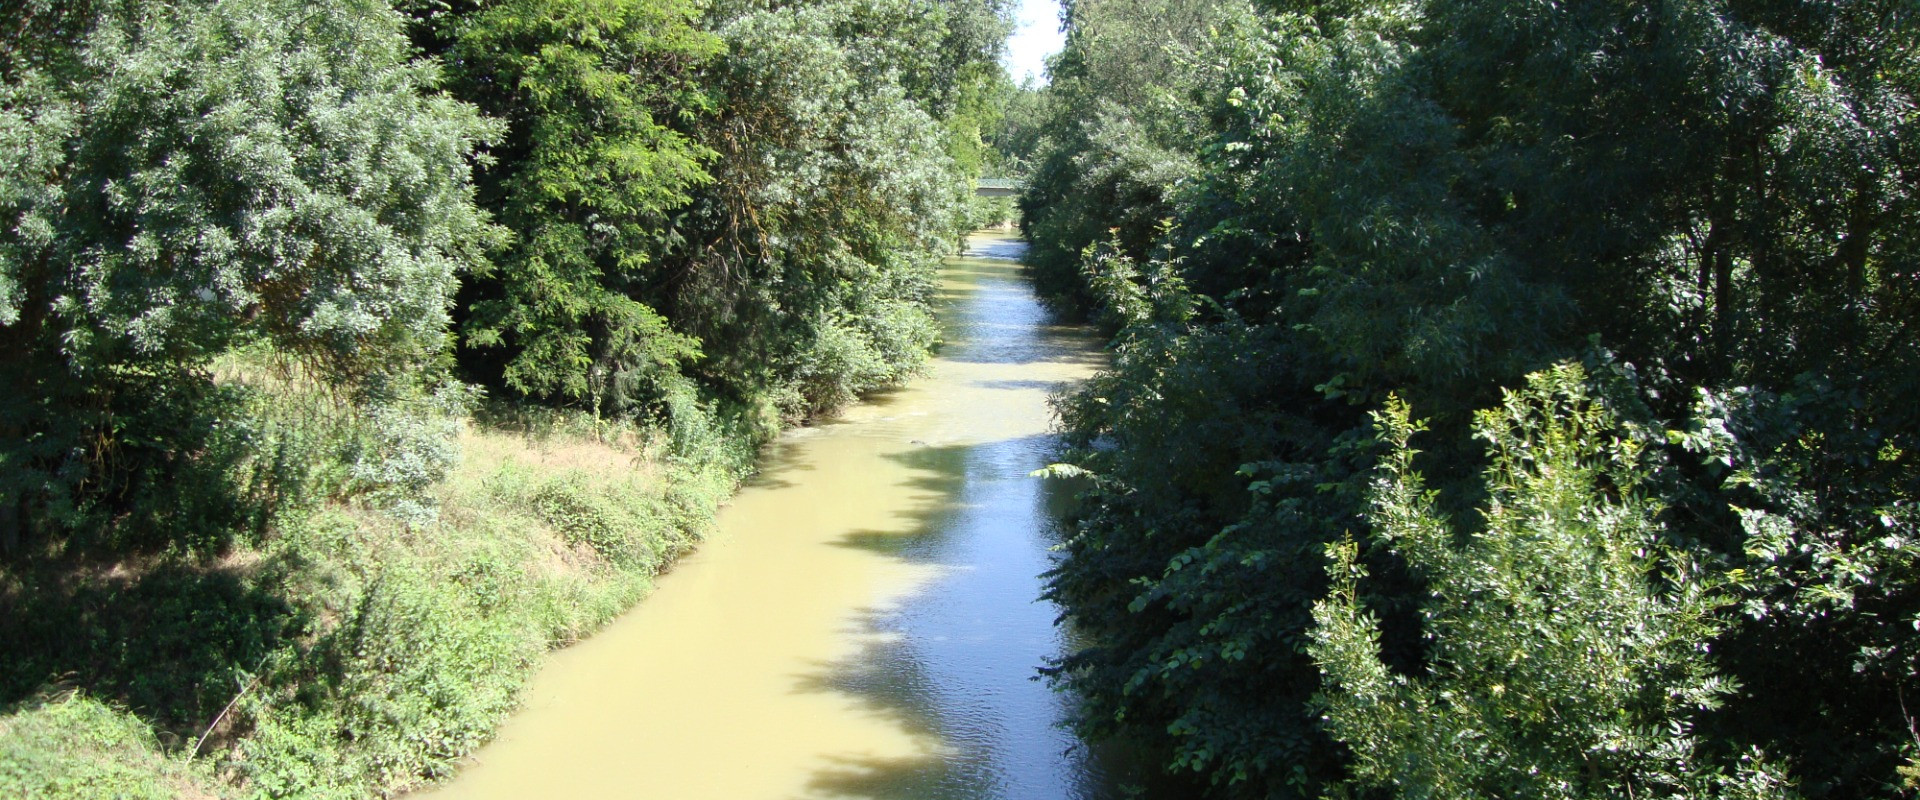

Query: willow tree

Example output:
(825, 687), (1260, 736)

(650, 0), (980, 423)
(0, 0), (498, 548)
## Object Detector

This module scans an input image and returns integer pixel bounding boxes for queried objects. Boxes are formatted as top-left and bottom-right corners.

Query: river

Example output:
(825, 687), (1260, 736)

(428, 231), (1140, 799)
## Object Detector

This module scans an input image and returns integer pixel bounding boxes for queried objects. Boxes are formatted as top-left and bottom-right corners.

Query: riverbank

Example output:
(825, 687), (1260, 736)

(1, 383), (750, 798)
(1, 232), (1072, 799)
(426, 231), (1126, 799)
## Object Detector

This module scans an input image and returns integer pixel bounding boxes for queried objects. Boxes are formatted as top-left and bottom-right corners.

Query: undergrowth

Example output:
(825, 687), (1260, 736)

(0, 348), (755, 798)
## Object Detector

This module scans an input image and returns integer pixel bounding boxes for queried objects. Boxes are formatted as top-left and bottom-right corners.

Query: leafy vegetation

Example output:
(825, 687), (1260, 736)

(0, 693), (217, 799)
(13, 0), (1911, 795)
(1029, 0), (1919, 797)
(1, 0), (1005, 794)
(1314, 368), (1790, 799)
(441, 0), (719, 416)
(1016, 0), (1220, 311)
(1, 0), (499, 549)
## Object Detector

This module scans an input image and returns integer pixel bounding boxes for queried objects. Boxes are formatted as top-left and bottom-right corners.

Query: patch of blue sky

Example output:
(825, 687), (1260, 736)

(1002, 0), (1064, 86)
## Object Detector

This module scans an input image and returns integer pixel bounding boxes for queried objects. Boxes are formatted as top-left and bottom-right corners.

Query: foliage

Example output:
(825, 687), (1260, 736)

(1045, 238), (1361, 797)
(0, 693), (219, 799)
(435, 0), (994, 425)
(987, 81), (1053, 174)
(1312, 366), (1790, 799)
(1016, 0), (1249, 313)
(343, 383), (476, 527)
(443, 0), (717, 418)
(1, 0), (1001, 795)
(0, 0), (498, 381)
(216, 403), (740, 797)
(0, 0), (500, 540)
(660, 0), (978, 420)
(0, 386), (740, 797)
(1035, 0), (1920, 796)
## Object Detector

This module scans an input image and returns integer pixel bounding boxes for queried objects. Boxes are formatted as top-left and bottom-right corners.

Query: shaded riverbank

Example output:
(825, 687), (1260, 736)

(427, 232), (1140, 799)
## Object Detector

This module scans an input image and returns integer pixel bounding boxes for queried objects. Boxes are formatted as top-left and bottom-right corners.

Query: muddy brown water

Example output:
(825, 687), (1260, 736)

(427, 232), (1151, 799)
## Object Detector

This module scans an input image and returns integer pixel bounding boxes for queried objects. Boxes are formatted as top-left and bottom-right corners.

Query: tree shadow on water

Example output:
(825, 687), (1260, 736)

(793, 437), (1079, 799)
(821, 441), (973, 563)
(792, 604), (999, 800)
(740, 436), (822, 491)
(971, 379), (1072, 393)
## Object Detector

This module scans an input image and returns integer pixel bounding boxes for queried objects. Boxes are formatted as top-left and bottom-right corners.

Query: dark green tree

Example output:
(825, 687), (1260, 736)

(443, 0), (719, 419)
(1038, 0), (1919, 796)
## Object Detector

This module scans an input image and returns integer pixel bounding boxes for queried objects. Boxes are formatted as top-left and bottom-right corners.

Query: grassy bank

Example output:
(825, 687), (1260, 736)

(0, 358), (756, 797)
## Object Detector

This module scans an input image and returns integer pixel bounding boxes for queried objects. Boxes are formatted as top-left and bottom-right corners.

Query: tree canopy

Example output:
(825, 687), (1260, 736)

(1028, 0), (1919, 797)
(0, 0), (1006, 791)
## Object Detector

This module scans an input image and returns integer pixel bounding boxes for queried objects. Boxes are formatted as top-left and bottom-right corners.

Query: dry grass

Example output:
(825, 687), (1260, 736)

(456, 422), (668, 487)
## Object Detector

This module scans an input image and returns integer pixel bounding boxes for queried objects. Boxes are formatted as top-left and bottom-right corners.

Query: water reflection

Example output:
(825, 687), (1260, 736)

(792, 236), (1131, 799)
(963, 235), (1030, 262)
(799, 437), (1112, 799)
(935, 260), (1104, 367)
(426, 232), (1132, 799)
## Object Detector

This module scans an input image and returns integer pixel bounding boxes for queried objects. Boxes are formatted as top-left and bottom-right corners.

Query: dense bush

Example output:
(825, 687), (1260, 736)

(0, 0), (500, 544)
(1031, 1), (1919, 797)
(657, 0), (992, 420)
(438, 0), (718, 419)
(1314, 366), (1791, 799)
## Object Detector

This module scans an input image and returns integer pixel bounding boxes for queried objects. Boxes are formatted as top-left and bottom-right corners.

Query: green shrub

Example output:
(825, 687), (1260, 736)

(0, 693), (216, 799)
(342, 383), (476, 527)
(237, 563), (534, 796)
(791, 313), (896, 414)
(1312, 365), (1791, 798)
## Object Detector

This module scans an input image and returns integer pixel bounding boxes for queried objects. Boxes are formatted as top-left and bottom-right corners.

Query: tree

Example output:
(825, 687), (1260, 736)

(656, 0), (972, 422)
(0, 0), (499, 545)
(1039, 0), (1918, 795)
(443, 0), (718, 419)
(1017, 0), (1248, 312)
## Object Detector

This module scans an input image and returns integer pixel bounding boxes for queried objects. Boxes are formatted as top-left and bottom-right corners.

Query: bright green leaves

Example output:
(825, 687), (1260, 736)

(1312, 366), (1792, 799)
(453, 0), (717, 215)
(446, 0), (718, 417)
